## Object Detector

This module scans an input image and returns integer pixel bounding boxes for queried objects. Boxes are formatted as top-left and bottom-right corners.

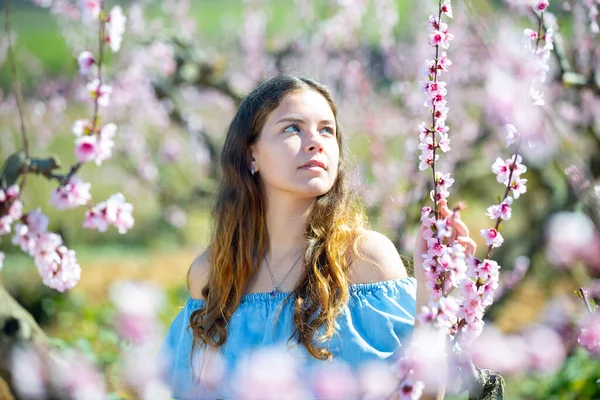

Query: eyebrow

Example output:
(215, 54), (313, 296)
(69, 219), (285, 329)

(275, 117), (335, 125)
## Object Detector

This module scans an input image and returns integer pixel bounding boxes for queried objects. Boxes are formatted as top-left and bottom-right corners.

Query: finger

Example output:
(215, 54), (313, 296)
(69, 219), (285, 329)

(452, 218), (470, 237)
(457, 236), (477, 256)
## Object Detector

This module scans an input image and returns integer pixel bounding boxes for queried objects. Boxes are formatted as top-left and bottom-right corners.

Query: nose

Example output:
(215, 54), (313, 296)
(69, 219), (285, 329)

(304, 129), (324, 153)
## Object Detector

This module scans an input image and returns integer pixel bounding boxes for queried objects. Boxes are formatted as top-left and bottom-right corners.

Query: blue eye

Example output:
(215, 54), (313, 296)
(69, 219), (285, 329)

(284, 124), (300, 133)
(321, 127), (335, 135)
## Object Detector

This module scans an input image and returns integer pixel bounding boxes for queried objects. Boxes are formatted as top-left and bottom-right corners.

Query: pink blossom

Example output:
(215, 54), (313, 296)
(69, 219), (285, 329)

(509, 176), (528, 198)
(470, 326), (529, 374)
(434, 120), (449, 135)
(523, 325), (566, 374)
(420, 206), (433, 222)
(418, 305), (438, 325)
(505, 124), (520, 147)
(398, 379), (425, 400)
(10, 347), (47, 399)
(233, 347), (310, 400)
(11, 224), (35, 254)
(438, 132), (451, 152)
(435, 218), (453, 239)
(0, 189), (5, 202)
(429, 30), (447, 47)
(437, 52), (452, 71)
(418, 153), (438, 171)
(546, 211), (597, 267)
(77, 51), (95, 75)
(95, 123), (117, 165)
(83, 207), (110, 232)
(36, 244), (81, 292)
(87, 79), (112, 107)
(106, 6), (127, 52)
(431, 92), (447, 107)
(25, 209), (49, 235)
(84, 193), (134, 234)
(523, 28), (538, 41)
(52, 350), (106, 398)
(8, 199), (23, 220)
(578, 312), (600, 356)
(357, 361), (399, 400)
(433, 104), (449, 122)
(6, 184), (20, 198)
(459, 317), (485, 348)
(50, 176), (92, 210)
(423, 81), (447, 99)
(310, 362), (358, 400)
(535, 0), (549, 12)
(441, 0), (453, 18)
(480, 228), (504, 248)
(480, 281), (498, 306)
(110, 280), (165, 319)
(529, 87), (545, 105)
(486, 196), (513, 220)
(72, 119), (93, 136)
(33, 232), (63, 264)
(472, 259), (500, 283)
(427, 15), (440, 32)
(79, 0), (102, 19)
(491, 157), (511, 183)
(0, 215), (13, 236)
(492, 155), (527, 184)
(74, 135), (98, 163)
(104, 193), (134, 233)
(418, 121), (431, 140)
(435, 171), (455, 191)
(418, 136), (435, 158)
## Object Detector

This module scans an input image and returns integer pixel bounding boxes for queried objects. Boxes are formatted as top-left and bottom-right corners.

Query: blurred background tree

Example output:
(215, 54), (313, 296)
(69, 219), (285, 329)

(1, 0), (599, 398)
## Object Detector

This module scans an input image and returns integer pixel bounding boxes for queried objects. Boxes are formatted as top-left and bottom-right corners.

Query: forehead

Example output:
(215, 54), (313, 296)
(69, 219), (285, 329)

(267, 89), (335, 123)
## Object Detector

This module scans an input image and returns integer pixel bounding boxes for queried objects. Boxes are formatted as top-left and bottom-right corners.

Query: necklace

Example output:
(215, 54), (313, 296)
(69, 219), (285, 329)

(264, 250), (304, 297)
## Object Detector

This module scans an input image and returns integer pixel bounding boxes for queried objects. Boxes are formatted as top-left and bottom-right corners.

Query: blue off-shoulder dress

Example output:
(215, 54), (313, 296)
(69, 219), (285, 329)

(159, 277), (416, 399)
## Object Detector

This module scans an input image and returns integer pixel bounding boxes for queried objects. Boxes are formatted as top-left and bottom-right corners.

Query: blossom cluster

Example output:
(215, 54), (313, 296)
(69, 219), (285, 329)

(83, 193), (135, 234)
(0, 0), (133, 294)
(522, 0), (555, 103)
(74, 3), (126, 167)
(11, 208), (81, 292)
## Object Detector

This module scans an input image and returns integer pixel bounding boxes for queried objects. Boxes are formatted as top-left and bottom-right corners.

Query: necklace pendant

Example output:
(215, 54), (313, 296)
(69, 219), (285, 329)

(270, 288), (279, 297)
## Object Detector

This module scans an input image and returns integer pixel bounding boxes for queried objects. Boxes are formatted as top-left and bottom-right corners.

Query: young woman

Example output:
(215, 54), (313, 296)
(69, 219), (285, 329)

(159, 74), (475, 399)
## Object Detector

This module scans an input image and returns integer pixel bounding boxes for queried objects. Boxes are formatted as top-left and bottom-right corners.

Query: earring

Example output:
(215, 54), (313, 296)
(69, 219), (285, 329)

(250, 166), (256, 176)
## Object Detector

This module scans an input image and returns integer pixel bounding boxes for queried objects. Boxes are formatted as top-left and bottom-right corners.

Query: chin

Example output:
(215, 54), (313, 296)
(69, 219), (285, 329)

(298, 181), (334, 198)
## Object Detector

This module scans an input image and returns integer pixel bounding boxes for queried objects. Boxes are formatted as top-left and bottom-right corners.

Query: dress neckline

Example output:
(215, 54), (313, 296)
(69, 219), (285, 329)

(188, 277), (415, 304)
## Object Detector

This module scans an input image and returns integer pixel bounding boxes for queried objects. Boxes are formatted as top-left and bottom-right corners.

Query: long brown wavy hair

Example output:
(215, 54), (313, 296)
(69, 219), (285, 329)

(189, 74), (366, 363)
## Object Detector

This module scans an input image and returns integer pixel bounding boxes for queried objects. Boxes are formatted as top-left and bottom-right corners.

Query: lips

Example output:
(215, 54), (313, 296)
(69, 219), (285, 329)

(300, 159), (327, 170)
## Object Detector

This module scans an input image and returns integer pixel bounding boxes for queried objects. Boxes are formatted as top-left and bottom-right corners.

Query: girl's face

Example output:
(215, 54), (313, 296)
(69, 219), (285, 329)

(250, 89), (340, 200)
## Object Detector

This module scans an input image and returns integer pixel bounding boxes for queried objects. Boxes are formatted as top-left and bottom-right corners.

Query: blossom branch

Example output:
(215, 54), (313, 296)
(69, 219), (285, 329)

(578, 287), (596, 315)
(4, 0), (30, 190)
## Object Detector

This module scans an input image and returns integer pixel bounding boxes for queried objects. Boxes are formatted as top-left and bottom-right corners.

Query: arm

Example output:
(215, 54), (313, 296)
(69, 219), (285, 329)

(350, 229), (408, 284)
(187, 249), (210, 300)
(413, 200), (477, 400)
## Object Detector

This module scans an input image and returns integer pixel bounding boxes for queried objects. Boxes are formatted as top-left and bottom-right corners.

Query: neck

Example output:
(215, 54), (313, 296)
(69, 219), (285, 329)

(263, 191), (314, 264)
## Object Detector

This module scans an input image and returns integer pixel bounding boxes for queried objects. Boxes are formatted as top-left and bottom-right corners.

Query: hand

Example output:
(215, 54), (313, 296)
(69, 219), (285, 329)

(414, 199), (477, 261)
(413, 199), (477, 310)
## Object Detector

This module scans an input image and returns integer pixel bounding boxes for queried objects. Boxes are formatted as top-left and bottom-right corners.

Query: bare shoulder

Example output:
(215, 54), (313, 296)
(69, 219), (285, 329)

(350, 229), (408, 284)
(187, 249), (211, 300)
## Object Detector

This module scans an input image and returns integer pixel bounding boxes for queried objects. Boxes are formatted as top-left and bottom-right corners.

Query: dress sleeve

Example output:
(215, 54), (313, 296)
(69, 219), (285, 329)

(332, 277), (417, 367)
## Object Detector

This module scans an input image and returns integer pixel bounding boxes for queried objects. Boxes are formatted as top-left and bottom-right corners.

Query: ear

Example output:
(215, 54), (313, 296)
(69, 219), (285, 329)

(247, 145), (258, 173)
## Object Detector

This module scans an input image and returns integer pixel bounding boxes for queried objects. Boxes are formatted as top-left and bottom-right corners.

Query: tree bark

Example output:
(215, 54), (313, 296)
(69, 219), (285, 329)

(0, 281), (50, 398)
